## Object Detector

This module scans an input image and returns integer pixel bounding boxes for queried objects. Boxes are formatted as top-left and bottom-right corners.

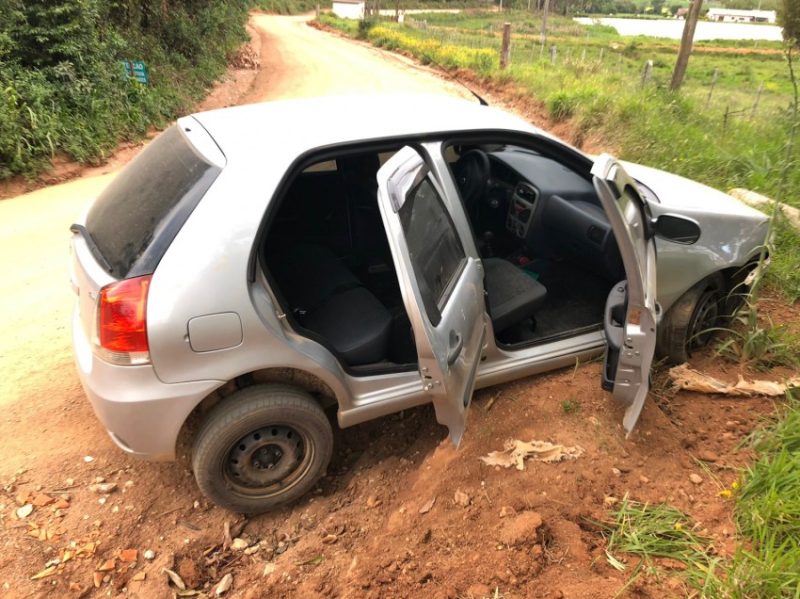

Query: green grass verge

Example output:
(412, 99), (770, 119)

(603, 497), (722, 595)
(725, 395), (800, 597)
(605, 455), (800, 596)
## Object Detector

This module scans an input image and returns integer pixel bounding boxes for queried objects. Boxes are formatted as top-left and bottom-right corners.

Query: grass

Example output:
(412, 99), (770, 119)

(561, 398), (581, 414)
(601, 398), (800, 597)
(323, 13), (797, 200)
(718, 394), (800, 597)
(603, 496), (721, 594)
(714, 303), (800, 370)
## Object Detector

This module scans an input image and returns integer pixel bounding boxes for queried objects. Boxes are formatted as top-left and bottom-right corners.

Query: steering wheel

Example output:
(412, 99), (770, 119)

(453, 149), (490, 220)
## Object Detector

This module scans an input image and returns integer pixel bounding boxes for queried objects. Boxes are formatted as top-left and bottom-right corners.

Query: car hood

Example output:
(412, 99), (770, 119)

(620, 161), (768, 223)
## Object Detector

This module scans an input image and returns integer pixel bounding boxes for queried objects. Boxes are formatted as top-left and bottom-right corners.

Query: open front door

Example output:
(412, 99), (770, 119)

(377, 147), (487, 447)
(592, 154), (658, 436)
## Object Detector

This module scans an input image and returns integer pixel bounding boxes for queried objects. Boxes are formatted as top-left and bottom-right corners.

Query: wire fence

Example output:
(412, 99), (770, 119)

(402, 16), (784, 124)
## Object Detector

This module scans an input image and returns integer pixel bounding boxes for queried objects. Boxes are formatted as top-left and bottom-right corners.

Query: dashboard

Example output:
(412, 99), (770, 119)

(485, 146), (624, 281)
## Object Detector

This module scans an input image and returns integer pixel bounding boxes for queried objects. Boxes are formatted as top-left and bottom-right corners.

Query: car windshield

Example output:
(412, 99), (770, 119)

(85, 125), (222, 278)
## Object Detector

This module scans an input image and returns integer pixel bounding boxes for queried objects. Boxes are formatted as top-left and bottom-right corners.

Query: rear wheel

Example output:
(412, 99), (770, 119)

(192, 384), (333, 514)
(656, 275), (725, 364)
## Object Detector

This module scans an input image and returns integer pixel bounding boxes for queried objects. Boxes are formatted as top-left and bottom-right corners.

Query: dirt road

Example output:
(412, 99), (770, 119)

(242, 14), (474, 102)
(0, 14), (775, 599)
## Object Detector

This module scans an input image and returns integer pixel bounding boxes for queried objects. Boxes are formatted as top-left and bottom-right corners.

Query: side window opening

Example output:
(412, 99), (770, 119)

(261, 150), (418, 373)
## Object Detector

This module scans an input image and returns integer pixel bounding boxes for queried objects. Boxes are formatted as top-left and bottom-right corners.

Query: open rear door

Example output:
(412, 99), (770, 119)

(377, 147), (487, 446)
(592, 154), (658, 436)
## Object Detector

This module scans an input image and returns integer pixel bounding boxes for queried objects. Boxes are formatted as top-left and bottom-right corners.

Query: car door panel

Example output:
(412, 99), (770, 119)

(377, 147), (487, 446)
(592, 154), (658, 436)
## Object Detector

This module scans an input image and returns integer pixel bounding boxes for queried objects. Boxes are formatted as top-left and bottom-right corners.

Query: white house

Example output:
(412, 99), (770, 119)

(706, 8), (777, 24)
(332, 0), (366, 20)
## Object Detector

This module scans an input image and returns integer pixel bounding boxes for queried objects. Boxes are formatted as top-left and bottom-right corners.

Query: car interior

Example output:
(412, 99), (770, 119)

(445, 142), (623, 346)
(260, 140), (623, 372)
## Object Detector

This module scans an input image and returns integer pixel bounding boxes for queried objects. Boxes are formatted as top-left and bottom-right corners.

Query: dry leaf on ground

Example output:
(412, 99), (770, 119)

(669, 363), (800, 397)
(480, 439), (585, 470)
(163, 568), (187, 590)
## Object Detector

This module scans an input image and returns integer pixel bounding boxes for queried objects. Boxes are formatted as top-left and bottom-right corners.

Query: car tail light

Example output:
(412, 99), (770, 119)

(95, 275), (152, 365)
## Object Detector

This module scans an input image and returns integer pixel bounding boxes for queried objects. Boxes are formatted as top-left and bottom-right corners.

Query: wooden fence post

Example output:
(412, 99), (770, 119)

(550, 45), (557, 65)
(751, 81), (764, 119)
(500, 22), (511, 69)
(705, 68), (719, 109)
(641, 60), (653, 88)
(723, 105), (730, 137)
(315, 3), (320, 18)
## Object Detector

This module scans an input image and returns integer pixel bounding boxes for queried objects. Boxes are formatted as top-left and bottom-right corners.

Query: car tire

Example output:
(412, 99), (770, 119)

(192, 384), (333, 514)
(656, 274), (725, 364)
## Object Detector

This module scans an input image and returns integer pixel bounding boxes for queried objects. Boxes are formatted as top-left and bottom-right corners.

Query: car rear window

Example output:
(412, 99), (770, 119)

(85, 125), (222, 278)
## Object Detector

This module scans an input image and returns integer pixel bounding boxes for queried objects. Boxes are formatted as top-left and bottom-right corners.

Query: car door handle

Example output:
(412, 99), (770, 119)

(447, 331), (463, 366)
(604, 281), (627, 351)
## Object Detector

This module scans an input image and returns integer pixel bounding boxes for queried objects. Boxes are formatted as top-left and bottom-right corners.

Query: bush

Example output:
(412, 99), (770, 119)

(0, 0), (249, 180)
(358, 18), (378, 39)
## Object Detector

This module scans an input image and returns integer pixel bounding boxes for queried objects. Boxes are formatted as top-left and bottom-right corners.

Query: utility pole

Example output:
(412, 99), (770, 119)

(670, 0), (703, 91)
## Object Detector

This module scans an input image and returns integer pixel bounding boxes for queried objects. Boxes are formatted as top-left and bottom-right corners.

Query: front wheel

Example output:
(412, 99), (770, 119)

(656, 275), (725, 364)
(192, 384), (334, 514)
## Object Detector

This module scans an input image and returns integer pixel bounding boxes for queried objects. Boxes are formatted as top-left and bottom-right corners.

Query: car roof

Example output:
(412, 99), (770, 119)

(190, 94), (541, 164)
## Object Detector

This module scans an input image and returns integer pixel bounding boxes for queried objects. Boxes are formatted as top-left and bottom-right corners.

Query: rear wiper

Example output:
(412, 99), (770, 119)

(70, 223), (113, 274)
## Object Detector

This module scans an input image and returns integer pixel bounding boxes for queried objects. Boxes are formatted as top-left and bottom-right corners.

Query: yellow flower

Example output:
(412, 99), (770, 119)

(719, 489), (733, 498)
(674, 522), (684, 531)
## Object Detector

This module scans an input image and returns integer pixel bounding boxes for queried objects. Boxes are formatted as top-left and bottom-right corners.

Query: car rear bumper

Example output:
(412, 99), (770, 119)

(72, 307), (222, 461)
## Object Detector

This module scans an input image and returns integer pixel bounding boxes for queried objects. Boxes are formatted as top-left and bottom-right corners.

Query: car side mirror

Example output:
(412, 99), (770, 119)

(652, 214), (701, 245)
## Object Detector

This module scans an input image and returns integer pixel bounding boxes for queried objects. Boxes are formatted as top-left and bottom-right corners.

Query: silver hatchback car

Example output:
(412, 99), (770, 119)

(70, 95), (768, 513)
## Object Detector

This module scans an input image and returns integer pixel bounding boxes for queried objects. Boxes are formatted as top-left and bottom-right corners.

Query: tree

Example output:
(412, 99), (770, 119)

(779, 0), (800, 47)
(540, 0), (550, 45)
(670, 0), (703, 91)
(777, 0), (799, 204)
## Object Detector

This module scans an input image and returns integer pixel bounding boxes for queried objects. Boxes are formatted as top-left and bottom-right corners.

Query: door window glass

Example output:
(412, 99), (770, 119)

(399, 177), (466, 325)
